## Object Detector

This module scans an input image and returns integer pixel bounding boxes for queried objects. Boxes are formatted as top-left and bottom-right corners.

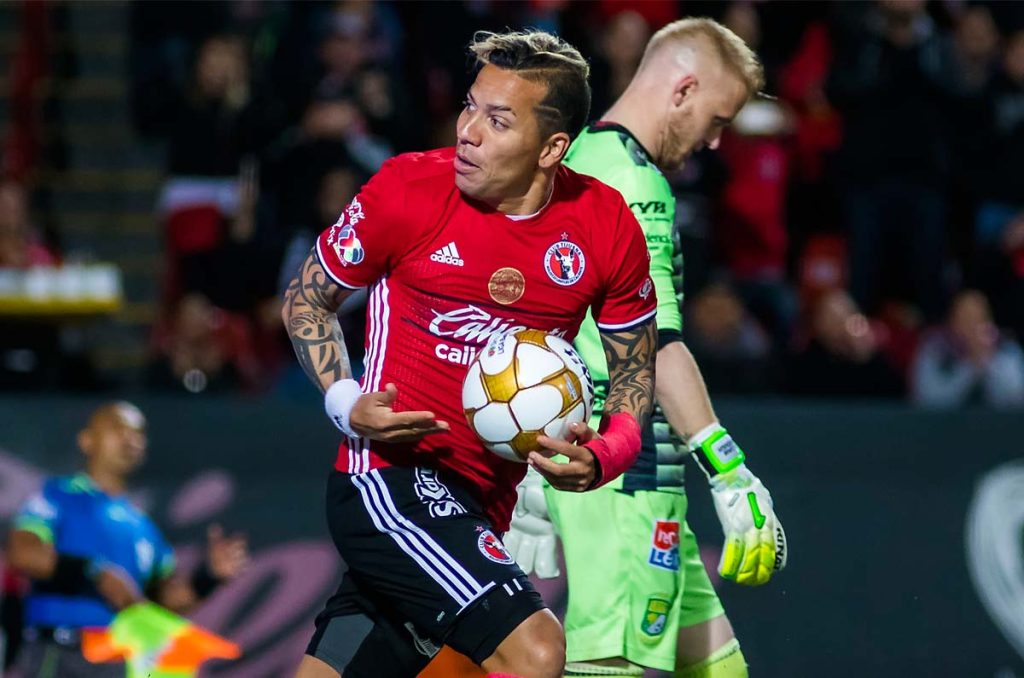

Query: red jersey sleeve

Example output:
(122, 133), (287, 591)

(315, 158), (409, 289)
(592, 199), (658, 331)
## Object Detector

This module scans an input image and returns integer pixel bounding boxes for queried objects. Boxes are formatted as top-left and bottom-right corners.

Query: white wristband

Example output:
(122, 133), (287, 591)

(324, 379), (364, 437)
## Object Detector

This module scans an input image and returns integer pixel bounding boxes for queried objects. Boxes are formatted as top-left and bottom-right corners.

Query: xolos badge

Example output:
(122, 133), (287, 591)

(544, 234), (585, 286)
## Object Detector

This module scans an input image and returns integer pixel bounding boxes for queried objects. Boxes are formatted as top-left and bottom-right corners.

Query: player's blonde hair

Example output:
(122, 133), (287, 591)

(641, 17), (764, 97)
(469, 30), (591, 139)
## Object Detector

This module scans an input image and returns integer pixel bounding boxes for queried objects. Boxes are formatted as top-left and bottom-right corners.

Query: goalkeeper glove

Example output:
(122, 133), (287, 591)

(503, 467), (560, 578)
(690, 423), (787, 586)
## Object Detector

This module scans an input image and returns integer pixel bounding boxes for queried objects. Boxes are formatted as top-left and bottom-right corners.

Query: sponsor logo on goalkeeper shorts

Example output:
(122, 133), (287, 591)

(641, 597), (670, 636)
(648, 520), (680, 571)
(478, 529), (514, 564)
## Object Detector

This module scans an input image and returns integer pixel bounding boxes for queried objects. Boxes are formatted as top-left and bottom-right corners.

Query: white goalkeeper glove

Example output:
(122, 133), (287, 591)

(504, 467), (560, 578)
(690, 423), (787, 586)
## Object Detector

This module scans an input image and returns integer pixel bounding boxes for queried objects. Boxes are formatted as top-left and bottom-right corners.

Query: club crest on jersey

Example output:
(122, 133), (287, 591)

(648, 520), (680, 571)
(544, 237), (585, 286)
(478, 529), (514, 564)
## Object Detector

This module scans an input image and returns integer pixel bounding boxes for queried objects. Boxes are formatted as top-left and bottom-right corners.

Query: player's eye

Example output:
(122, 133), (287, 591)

(490, 117), (508, 130)
(462, 99), (476, 111)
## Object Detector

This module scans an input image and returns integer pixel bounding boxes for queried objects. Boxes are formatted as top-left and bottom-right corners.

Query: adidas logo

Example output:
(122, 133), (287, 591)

(430, 242), (464, 267)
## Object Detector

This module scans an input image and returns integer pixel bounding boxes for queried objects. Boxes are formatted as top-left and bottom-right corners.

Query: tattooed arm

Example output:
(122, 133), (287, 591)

(532, 316), (657, 491)
(600, 316), (658, 428)
(280, 250), (355, 393)
(282, 249), (449, 441)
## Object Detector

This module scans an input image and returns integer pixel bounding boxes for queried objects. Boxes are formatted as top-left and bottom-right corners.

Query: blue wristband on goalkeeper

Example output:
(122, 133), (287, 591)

(689, 423), (745, 479)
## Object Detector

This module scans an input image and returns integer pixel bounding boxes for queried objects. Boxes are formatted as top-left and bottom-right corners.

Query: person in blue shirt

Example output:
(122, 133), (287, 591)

(5, 401), (248, 677)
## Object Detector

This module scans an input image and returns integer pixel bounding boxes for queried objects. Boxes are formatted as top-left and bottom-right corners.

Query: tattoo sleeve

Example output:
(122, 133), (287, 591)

(281, 251), (358, 393)
(600, 317), (657, 427)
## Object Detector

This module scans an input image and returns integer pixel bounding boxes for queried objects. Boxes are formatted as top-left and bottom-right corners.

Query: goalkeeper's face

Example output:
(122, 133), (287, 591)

(455, 64), (564, 207)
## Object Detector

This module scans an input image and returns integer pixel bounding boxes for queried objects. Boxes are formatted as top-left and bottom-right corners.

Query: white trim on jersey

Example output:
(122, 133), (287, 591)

(350, 279), (392, 473)
(596, 307), (658, 332)
(314, 238), (364, 290)
(353, 470), (495, 610)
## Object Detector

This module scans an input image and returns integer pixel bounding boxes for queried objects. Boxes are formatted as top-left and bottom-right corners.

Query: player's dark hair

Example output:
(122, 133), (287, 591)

(469, 30), (591, 140)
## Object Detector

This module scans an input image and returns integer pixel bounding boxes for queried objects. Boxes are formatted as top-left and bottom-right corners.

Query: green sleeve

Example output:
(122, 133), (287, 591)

(606, 166), (681, 336)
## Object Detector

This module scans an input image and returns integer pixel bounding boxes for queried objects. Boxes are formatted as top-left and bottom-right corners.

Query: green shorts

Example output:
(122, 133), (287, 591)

(545, 481), (724, 672)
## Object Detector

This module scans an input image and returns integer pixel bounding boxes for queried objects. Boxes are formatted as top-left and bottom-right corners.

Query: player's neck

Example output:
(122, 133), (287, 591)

(86, 468), (127, 496)
(602, 96), (662, 166)
(495, 170), (555, 217)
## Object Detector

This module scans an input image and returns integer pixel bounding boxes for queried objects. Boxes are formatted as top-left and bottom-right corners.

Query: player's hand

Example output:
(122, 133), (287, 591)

(92, 563), (143, 610)
(350, 383), (451, 442)
(531, 421), (599, 492)
(206, 524), (249, 581)
(708, 464), (787, 586)
(504, 467), (559, 578)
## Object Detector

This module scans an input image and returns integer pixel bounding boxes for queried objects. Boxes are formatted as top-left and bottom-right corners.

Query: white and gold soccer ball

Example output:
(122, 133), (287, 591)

(462, 329), (594, 463)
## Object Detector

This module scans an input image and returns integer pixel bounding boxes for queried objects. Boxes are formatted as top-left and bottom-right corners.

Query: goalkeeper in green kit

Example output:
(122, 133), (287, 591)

(503, 18), (787, 677)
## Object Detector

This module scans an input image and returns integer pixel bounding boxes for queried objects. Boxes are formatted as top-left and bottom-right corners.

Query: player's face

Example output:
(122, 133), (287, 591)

(80, 404), (148, 477)
(454, 64), (552, 204)
(661, 69), (748, 169)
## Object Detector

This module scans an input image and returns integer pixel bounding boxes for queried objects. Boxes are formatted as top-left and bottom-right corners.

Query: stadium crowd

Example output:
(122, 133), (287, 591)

(2, 0), (1023, 408)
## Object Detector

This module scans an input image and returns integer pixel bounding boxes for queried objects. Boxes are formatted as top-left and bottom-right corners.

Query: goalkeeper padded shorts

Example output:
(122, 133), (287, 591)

(546, 481), (724, 672)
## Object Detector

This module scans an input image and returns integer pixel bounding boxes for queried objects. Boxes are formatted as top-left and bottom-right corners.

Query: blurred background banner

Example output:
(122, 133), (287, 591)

(0, 396), (1020, 677)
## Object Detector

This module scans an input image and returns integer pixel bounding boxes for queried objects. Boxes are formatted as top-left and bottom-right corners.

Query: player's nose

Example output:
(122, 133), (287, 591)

(457, 111), (482, 146)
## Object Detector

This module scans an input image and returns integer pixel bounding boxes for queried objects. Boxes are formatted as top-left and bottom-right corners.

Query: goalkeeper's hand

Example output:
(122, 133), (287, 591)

(708, 463), (787, 585)
(503, 467), (560, 578)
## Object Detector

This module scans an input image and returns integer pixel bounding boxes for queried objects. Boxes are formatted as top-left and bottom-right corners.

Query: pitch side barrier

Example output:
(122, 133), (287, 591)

(0, 396), (1020, 677)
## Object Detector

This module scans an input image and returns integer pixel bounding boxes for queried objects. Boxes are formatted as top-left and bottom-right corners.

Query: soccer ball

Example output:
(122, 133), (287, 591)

(462, 329), (594, 463)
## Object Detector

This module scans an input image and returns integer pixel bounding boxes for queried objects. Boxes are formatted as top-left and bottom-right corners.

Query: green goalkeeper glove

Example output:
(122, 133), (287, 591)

(690, 423), (787, 586)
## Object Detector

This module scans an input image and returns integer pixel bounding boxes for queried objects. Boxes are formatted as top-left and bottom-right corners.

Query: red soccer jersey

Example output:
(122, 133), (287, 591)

(315, 147), (655, 532)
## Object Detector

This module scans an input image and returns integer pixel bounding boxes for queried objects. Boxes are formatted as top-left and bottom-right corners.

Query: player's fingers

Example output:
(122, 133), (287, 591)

(529, 454), (589, 491)
(535, 434), (589, 460)
(380, 425), (451, 442)
(535, 535), (560, 579)
(718, 534), (742, 581)
(381, 410), (449, 430)
(566, 421), (598, 445)
(516, 536), (538, 575)
(380, 383), (398, 404)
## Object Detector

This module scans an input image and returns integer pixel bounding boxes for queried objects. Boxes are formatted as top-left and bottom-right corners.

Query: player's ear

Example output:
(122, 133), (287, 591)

(539, 131), (571, 169)
(77, 429), (93, 456)
(673, 73), (698, 108)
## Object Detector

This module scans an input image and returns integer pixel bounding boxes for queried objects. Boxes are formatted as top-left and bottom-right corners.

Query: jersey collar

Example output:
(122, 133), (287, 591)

(586, 121), (656, 166)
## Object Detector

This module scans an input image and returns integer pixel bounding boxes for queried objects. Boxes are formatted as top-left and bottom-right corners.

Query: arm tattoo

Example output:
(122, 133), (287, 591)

(282, 251), (356, 393)
(600, 318), (657, 427)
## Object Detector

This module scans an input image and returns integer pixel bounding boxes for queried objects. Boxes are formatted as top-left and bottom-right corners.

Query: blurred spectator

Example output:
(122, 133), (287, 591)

(0, 182), (55, 268)
(166, 35), (257, 178)
(777, 16), (843, 264)
(714, 2), (797, 349)
(828, 0), (961, 322)
(970, 30), (1024, 341)
(910, 290), (1024, 409)
(147, 294), (263, 394)
(953, 5), (1001, 94)
(589, 11), (651, 115)
(787, 288), (904, 397)
(684, 283), (777, 394)
(273, 163), (362, 294)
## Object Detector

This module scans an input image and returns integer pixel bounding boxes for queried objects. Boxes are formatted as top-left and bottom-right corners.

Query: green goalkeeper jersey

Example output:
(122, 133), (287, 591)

(564, 122), (685, 491)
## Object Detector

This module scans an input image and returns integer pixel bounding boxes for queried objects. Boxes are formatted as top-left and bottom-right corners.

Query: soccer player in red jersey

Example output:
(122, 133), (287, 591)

(284, 30), (658, 678)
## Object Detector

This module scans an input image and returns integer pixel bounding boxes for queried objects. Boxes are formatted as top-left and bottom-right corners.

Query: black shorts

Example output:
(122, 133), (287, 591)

(306, 467), (545, 677)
